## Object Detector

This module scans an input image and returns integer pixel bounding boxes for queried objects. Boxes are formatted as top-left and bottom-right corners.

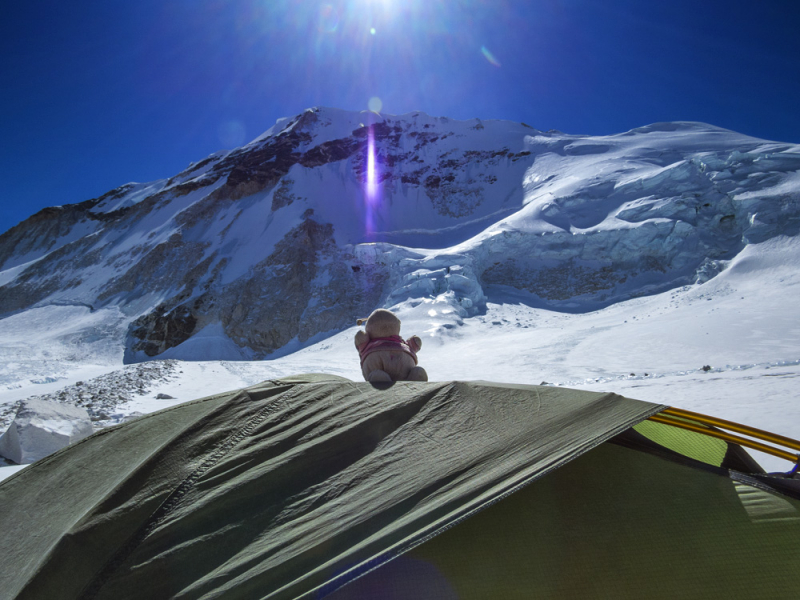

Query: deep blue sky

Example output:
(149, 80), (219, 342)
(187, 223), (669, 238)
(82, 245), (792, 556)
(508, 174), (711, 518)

(2, 0), (799, 235)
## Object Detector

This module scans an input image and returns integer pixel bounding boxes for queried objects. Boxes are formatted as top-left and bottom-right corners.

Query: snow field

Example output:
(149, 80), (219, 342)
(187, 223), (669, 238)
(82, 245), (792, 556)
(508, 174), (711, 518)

(3, 237), (800, 479)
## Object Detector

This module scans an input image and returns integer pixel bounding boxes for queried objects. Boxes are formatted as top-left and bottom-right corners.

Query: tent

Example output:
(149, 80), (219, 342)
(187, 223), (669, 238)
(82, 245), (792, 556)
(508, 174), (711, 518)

(0, 374), (798, 599)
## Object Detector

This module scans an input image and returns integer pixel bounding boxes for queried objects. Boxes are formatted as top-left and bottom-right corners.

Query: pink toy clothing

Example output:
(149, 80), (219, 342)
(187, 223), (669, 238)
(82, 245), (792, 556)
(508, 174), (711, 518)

(357, 335), (419, 366)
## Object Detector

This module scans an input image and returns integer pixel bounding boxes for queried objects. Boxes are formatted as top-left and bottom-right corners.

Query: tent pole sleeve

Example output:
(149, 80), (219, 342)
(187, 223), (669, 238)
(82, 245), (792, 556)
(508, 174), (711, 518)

(648, 414), (800, 465)
(660, 407), (800, 453)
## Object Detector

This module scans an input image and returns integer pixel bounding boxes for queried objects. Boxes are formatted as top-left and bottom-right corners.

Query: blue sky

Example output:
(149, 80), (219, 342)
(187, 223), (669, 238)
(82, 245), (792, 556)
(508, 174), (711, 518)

(2, 0), (799, 235)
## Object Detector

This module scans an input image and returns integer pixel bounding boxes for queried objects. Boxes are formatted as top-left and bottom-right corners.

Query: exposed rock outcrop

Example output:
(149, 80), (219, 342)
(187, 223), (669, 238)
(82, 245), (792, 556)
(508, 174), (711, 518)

(126, 217), (390, 358)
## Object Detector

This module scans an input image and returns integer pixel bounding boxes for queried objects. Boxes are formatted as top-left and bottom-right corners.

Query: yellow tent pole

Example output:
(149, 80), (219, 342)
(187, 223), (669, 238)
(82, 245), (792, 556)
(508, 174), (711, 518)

(648, 414), (800, 465)
(660, 407), (800, 453)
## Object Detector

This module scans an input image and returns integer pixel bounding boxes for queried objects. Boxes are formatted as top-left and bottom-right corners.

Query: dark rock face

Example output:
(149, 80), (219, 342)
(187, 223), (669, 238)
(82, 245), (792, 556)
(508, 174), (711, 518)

(300, 137), (361, 168)
(271, 179), (298, 211)
(170, 174), (223, 198)
(207, 121), (314, 202)
(0, 201), (95, 272)
(125, 218), (389, 358)
(128, 305), (198, 357)
(164, 156), (217, 187)
(97, 234), (212, 303)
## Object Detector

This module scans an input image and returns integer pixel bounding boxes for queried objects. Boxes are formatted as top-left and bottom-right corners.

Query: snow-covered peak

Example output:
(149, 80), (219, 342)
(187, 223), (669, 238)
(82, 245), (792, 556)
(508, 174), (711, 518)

(1, 107), (798, 364)
(247, 106), (539, 150)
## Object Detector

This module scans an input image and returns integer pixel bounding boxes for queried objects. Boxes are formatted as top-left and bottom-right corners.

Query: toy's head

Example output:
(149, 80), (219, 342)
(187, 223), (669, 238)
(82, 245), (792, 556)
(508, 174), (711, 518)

(359, 309), (401, 339)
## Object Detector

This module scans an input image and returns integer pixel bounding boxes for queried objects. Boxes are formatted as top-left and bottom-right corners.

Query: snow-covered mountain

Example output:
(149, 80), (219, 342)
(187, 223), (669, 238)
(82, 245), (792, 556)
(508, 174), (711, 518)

(2, 107), (798, 364)
(2, 108), (800, 476)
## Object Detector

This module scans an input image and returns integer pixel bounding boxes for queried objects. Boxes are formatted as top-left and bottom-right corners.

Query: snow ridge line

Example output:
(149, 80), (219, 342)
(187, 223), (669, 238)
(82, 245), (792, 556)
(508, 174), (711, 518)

(553, 358), (800, 388)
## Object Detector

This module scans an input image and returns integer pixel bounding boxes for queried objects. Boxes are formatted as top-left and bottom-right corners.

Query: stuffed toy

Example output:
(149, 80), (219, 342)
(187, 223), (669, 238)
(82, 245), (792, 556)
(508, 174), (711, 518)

(355, 309), (428, 383)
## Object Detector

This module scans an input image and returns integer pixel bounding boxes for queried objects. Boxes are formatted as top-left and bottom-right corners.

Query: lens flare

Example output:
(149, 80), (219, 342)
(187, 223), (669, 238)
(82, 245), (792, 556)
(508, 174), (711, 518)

(481, 45), (501, 67)
(367, 132), (377, 196)
(363, 127), (380, 235)
(318, 4), (340, 33)
(218, 119), (246, 148)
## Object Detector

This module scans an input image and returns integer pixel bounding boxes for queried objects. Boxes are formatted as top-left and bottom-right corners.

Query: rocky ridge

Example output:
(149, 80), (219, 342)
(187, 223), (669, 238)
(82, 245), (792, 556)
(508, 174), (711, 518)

(0, 361), (179, 431)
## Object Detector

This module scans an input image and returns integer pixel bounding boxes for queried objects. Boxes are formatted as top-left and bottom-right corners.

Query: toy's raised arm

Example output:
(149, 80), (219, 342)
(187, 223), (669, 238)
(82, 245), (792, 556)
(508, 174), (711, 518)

(355, 330), (369, 348)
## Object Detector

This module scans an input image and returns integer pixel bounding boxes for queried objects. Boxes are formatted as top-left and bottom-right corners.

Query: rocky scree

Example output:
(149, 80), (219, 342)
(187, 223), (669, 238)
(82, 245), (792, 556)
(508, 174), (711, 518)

(0, 360), (179, 432)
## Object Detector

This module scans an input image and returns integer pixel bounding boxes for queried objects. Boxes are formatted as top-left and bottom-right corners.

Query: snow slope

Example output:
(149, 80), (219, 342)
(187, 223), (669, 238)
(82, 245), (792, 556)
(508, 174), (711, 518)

(2, 235), (798, 478)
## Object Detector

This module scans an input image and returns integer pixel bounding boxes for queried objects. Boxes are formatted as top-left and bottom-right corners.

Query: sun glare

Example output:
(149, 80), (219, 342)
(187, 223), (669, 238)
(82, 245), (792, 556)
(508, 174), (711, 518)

(481, 46), (501, 67)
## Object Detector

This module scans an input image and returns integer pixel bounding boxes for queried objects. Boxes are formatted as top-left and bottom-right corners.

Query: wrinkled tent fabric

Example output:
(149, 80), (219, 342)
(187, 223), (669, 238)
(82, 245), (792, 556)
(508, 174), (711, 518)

(330, 442), (800, 600)
(0, 375), (662, 600)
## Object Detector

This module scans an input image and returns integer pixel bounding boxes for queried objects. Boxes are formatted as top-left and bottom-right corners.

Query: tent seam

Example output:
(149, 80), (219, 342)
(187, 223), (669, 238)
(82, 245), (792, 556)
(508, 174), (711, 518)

(77, 383), (297, 600)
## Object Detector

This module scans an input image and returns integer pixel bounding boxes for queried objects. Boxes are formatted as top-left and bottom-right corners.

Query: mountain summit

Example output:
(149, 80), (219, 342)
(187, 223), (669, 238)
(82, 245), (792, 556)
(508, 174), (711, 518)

(1, 107), (798, 361)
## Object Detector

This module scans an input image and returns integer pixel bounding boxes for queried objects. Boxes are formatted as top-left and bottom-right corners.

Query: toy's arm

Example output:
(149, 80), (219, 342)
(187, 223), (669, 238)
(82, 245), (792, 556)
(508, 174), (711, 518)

(407, 335), (422, 352)
(355, 330), (370, 348)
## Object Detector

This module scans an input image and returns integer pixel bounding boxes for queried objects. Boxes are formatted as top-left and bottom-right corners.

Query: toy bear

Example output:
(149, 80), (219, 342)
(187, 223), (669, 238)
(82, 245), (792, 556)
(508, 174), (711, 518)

(355, 309), (428, 383)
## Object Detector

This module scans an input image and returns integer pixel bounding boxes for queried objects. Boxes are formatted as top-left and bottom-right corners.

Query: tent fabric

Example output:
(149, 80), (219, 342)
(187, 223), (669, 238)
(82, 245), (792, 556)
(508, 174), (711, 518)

(0, 375), (663, 600)
(329, 441), (800, 600)
(627, 418), (766, 473)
